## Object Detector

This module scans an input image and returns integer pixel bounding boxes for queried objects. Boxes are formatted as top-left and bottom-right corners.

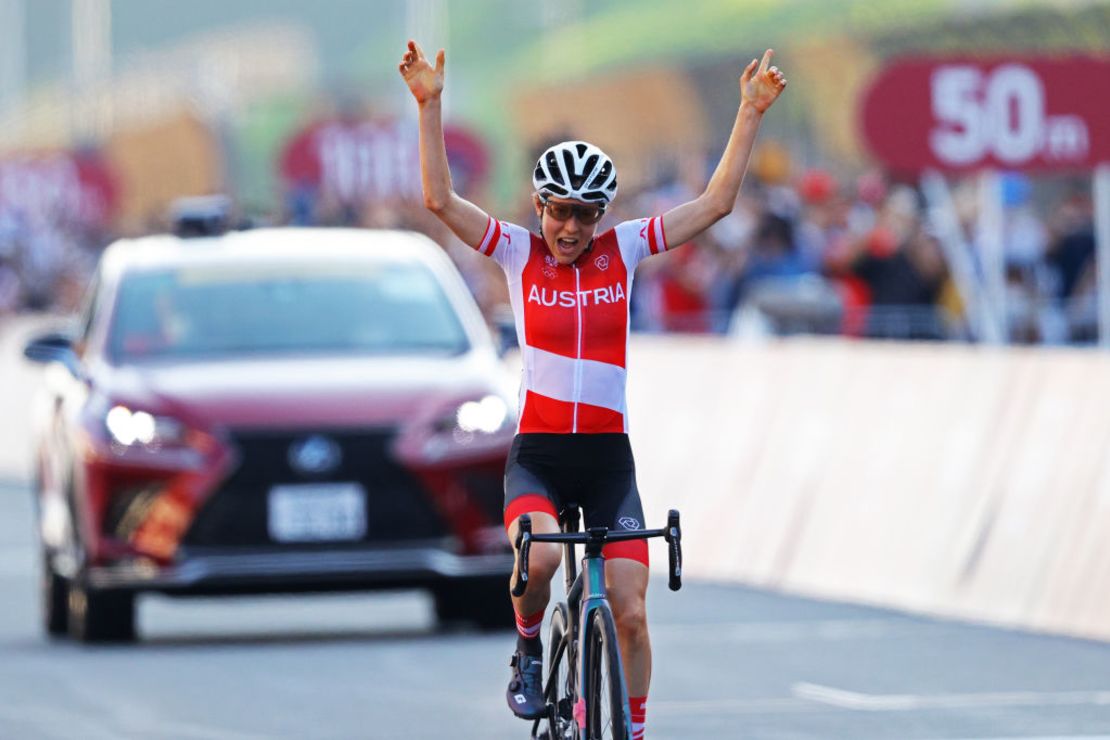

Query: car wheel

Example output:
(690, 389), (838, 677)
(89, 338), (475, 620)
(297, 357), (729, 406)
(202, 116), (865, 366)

(433, 576), (514, 631)
(41, 550), (70, 637)
(68, 583), (137, 643)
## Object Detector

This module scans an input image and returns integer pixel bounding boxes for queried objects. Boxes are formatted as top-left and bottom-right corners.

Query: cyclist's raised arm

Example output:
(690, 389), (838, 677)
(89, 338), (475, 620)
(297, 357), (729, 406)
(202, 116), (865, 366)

(661, 49), (787, 248)
(399, 40), (491, 248)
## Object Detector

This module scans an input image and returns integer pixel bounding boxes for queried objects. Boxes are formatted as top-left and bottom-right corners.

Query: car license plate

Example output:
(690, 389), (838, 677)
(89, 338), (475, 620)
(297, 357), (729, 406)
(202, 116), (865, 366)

(268, 483), (367, 543)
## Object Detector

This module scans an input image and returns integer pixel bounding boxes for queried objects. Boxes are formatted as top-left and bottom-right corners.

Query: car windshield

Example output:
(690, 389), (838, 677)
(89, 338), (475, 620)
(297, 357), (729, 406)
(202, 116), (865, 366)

(107, 260), (471, 362)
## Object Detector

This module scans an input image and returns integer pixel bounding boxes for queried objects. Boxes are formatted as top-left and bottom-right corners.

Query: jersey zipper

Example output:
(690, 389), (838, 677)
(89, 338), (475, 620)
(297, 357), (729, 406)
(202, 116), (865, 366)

(572, 264), (583, 433)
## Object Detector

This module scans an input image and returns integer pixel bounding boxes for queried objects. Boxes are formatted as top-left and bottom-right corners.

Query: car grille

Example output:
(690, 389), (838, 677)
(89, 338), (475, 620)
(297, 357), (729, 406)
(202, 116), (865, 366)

(182, 428), (448, 548)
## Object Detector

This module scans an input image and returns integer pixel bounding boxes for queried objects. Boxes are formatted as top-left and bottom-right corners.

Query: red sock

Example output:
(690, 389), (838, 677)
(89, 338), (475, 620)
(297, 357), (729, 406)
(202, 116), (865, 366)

(514, 608), (544, 641)
(630, 695), (647, 739)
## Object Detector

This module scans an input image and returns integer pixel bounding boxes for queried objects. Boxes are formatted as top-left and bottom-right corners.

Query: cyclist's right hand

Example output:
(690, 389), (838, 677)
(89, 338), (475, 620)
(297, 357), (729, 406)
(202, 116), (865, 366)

(398, 40), (444, 104)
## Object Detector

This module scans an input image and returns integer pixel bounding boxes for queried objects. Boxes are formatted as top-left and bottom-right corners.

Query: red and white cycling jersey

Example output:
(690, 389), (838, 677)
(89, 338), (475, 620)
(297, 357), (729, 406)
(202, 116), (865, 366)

(473, 216), (670, 434)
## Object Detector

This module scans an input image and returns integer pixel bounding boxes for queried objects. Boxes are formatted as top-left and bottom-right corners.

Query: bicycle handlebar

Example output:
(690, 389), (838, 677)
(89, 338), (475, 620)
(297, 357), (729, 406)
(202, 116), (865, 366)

(510, 510), (683, 597)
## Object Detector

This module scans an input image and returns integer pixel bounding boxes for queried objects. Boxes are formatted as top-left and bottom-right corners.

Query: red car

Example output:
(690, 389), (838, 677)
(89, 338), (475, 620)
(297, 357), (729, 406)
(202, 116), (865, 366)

(24, 225), (516, 642)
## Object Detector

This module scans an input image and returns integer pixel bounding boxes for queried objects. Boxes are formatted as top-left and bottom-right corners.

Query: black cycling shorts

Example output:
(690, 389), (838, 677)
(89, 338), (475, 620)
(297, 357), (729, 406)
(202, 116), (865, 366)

(503, 433), (648, 565)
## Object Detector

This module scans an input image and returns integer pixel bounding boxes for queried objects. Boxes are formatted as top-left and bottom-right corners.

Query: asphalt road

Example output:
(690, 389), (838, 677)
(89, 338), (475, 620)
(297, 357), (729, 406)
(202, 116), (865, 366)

(5, 478), (1110, 740)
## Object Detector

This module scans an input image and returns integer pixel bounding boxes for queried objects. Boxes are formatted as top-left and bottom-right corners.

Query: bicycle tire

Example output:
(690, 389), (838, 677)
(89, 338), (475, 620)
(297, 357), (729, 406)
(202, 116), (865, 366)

(584, 605), (630, 740)
(539, 602), (576, 740)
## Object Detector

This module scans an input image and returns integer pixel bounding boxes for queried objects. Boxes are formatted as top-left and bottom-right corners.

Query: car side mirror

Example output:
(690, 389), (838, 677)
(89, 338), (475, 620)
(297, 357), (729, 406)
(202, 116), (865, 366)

(23, 332), (84, 379)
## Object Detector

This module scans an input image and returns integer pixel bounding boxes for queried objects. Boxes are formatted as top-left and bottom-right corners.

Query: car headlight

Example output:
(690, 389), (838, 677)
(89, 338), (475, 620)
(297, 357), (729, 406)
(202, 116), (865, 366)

(105, 405), (188, 448)
(416, 395), (514, 462)
(455, 395), (510, 434)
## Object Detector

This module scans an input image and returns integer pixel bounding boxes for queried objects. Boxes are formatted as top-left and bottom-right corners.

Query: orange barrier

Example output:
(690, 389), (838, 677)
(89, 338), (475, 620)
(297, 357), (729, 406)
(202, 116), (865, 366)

(627, 335), (1110, 641)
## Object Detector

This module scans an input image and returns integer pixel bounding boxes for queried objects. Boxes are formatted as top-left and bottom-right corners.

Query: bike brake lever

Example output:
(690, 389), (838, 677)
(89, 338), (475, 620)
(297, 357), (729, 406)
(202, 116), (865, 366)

(666, 509), (682, 591)
(511, 514), (533, 597)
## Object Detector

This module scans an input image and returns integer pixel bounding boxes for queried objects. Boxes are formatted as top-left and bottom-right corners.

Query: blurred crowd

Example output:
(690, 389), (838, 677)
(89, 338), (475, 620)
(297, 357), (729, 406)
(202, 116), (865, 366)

(675, 166), (1095, 344)
(443, 158), (1101, 346)
(0, 151), (1100, 348)
(0, 205), (103, 318)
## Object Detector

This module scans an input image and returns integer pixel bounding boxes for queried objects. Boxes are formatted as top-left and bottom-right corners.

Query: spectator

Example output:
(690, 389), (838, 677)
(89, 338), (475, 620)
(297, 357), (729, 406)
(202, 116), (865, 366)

(825, 186), (948, 339)
(1044, 192), (1097, 342)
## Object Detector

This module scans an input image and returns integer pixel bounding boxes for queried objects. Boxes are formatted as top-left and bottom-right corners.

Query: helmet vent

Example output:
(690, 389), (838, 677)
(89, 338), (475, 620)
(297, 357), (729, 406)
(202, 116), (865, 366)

(587, 160), (610, 190)
(561, 150), (577, 185)
(546, 153), (565, 184)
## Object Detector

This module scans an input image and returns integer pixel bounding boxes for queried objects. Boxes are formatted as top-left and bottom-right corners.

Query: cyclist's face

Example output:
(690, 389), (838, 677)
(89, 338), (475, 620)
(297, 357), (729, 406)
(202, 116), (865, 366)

(534, 194), (603, 265)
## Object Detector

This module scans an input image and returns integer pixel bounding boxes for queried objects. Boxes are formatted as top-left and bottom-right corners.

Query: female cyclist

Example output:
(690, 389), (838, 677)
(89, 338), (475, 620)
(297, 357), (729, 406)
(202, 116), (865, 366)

(399, 39), (786, 737)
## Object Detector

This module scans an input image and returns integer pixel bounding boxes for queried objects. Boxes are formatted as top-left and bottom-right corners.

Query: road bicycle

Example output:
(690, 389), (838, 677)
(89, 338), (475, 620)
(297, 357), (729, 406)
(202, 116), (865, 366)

(512, 507), (682, 740)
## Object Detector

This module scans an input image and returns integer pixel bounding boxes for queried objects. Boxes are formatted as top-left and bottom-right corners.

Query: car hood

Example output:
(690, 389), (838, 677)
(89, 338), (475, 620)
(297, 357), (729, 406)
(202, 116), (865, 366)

(94, 352), (513, 430)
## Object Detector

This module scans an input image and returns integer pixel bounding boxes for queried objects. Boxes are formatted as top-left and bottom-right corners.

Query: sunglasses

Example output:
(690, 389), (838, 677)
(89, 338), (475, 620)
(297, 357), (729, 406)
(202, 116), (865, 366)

(540, 197), (606, 225)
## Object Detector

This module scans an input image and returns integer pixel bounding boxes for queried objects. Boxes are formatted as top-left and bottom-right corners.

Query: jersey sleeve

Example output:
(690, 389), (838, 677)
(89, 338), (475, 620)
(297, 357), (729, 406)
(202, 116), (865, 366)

(613, 216), (670, 269)
(473, 217), (530, 275)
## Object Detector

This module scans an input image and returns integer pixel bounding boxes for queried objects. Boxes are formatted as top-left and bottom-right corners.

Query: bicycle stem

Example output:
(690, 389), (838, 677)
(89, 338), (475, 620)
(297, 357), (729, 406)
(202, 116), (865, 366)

(511, 511), (683, 596)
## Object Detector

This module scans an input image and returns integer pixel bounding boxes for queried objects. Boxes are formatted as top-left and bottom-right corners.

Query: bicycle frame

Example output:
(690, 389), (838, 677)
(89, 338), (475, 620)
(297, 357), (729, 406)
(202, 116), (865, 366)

(563, 510), (631, 735)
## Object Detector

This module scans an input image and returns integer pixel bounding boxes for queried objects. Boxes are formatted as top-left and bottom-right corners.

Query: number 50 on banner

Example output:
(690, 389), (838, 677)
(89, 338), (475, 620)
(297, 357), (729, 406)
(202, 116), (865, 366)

(860, 56), (1110, 173)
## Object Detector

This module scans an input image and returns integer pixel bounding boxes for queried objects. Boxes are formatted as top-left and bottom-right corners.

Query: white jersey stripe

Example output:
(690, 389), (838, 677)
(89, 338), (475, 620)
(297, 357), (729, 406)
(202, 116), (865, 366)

(487, 220), (503, 256)
(523, 346), (627, 413)
(477, 217), (495, 252)
(477, 217), (501, 256)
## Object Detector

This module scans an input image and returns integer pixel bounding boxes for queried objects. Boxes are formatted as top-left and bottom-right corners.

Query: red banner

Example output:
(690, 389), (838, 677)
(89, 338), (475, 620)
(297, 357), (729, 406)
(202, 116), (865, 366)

(280, 117), (489, 203)
(859, 56), (1110, 173)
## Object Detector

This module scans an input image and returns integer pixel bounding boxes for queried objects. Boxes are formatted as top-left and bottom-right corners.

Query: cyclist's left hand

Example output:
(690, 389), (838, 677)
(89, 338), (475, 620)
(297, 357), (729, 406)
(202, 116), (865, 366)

(741, 49), (787, 113)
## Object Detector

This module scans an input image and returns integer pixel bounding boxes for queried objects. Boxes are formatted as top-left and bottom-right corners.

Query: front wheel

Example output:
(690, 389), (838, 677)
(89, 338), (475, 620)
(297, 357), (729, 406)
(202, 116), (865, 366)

(538, 602), (576, 739)
(584, 606), (630, 740)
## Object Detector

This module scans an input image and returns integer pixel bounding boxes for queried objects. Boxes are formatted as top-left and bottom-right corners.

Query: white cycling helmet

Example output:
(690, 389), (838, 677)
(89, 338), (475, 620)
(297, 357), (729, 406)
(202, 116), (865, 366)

(532, 140), (618, 205)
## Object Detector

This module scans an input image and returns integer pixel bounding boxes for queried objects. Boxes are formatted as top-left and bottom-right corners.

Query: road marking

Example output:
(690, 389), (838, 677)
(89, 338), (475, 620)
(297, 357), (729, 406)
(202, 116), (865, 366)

(793, 682), (1110, 711)
(653, 618), (904, 643)
(650, 697), (817, 716)
(934, 736), (1110, 740)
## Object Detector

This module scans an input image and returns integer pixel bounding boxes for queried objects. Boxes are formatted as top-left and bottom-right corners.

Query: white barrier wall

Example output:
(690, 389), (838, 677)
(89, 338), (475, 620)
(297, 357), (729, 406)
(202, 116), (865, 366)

(627, 335), (1110, 641)
(5, 318), (1110, 640)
